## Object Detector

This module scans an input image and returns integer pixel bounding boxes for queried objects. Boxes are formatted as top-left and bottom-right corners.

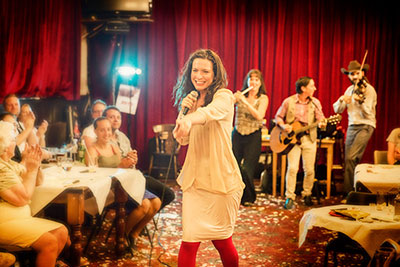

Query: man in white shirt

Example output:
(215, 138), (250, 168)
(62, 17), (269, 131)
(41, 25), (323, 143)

(333, 60), (377, 196)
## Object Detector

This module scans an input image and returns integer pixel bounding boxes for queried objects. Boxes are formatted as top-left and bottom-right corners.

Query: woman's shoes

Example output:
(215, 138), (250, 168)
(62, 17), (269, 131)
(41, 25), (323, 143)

(126, 234), (137, 256)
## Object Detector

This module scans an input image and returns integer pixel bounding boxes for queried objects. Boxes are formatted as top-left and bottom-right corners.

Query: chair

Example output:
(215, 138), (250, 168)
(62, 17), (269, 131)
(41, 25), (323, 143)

(368, 239), (400, 267)
(0, 245), (35, 266)
(346, 191), (377, 205)
(148, 124), (180, 179)
(324, 191), (377, 267)
(46, 121), (67, 147)
(374, 150), (388, 164)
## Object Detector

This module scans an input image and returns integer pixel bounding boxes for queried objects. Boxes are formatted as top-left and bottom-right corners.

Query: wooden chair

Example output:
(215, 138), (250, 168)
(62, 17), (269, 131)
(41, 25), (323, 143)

(148, 124), (180, 179)
(374, 150), (388, 164)
(368, 238), (400, 266)
(0, 245), (35, 266)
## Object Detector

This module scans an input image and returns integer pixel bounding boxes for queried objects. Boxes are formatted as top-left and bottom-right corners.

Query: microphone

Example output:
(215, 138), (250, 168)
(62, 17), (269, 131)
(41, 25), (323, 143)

(182, 90), (199, 115)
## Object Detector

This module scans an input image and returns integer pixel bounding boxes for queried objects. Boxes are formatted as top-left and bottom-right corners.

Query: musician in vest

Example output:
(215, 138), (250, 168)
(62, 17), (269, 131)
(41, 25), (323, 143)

(275, 77), (326, 209)
(333, 60), (376, 196)
(232, 69), (269, 205)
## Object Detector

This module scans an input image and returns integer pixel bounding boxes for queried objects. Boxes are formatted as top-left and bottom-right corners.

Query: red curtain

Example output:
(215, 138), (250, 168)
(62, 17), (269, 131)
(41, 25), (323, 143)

(2, 0), (399, 167)
(87, 0), (399, 167)
(1, 0), (81, 100)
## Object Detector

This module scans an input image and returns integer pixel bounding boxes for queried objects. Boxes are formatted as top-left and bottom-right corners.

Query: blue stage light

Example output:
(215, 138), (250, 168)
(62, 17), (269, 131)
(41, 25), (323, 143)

(117, 66), (142, 77)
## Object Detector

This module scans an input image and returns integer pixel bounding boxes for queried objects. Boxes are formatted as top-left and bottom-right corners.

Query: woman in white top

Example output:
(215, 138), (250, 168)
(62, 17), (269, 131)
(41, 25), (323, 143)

(232, 69), (269, 204)
(172, 49), (245, 267)
(0, 121), (69, 267)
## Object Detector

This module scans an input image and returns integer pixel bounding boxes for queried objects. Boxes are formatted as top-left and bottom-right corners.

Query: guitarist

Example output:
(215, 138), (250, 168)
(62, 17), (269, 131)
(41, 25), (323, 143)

(275, 77), (326, 209)
(333, 60), (376, 197)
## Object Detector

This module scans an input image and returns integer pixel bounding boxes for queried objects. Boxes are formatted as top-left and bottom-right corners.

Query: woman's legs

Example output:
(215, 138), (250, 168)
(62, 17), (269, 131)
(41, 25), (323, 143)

(48, 226), (69, 255)
(178, 241), (200, 267)
(127, 197), (161, 238)
(178, 236), (238, 267)
(125, 199), (150, 237)
(212, 236), (239, 267)
(31, 225), (68, 267)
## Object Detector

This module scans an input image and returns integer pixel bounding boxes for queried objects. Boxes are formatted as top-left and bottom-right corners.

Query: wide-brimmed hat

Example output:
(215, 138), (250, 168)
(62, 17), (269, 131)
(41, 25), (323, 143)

(341, 60), (370, 74)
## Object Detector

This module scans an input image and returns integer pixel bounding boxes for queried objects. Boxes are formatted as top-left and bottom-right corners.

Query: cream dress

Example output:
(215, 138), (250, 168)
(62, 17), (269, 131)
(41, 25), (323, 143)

(177, 89), (245, 242)
(0, 158), (64, 248)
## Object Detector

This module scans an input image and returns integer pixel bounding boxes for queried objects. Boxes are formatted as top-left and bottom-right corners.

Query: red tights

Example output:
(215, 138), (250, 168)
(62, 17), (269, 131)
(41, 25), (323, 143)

(178, 236), (239, 267)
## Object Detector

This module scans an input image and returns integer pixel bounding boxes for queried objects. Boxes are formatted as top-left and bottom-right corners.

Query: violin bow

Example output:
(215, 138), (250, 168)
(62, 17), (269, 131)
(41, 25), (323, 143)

(359, 50), (368, 71)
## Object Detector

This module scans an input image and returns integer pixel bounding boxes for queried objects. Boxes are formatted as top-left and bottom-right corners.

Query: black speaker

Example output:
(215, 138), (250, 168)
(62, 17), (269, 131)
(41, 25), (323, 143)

(82, 0), (152, 20)
(104, 21), (130, 34)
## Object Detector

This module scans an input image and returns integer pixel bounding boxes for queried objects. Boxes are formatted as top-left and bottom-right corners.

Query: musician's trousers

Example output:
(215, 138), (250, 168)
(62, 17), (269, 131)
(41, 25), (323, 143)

(285, 136), (316, 200)
(343, 124), (374, 195)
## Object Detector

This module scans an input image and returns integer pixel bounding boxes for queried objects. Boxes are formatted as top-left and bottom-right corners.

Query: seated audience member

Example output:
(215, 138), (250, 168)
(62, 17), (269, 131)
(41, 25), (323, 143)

(0, 121), (69, 267)
(81, 99), (107, 148)
(3, 95), (49, 159)
(103, 106), (175, 210)
(3, 94), (35, 152)
(18, 104), (48, 148)
(85, 117), (161, 249)
(1, 110), (50, 162)
(387, 128), (400, 165)
(1, 112), (23, 162)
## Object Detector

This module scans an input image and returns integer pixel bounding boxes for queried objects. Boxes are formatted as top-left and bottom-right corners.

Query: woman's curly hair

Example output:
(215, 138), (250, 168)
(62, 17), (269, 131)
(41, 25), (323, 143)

(172, 49), (228, 109)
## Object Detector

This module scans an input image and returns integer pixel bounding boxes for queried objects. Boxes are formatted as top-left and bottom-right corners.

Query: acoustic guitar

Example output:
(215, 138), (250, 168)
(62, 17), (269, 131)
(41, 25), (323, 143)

(269, 114), (342, 154)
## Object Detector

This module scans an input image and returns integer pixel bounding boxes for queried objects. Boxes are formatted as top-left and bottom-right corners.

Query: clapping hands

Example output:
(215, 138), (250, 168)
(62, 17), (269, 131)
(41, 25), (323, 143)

(21, 144), (42, 172)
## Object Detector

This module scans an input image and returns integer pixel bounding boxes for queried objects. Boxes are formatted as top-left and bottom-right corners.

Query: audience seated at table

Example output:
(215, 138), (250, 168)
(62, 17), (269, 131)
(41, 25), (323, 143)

(0, 121), (69, 267)
(81, 99), (107, 148)
(2, 94), (50, 161)
(85, 117), (161, 250)
(103, 105), (175, 211)
(3, 94), (47, 148)
(0, 112), (50, 163)
(387, 128), (400, 165)
(18, 103), (48, 148)
(0, 112), (25, 163)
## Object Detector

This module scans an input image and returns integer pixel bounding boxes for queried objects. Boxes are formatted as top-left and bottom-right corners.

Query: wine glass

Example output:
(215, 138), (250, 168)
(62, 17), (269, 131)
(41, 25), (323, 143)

(61, 157), (73, 172)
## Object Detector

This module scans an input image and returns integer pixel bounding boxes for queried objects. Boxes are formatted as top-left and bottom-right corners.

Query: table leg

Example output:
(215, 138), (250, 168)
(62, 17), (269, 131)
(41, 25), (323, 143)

(281, 155), (286, 197)
(114, 181), (128, 256)
(272, 152), (277, 196)
(326, 144), (333, 199)
(67, 190), (84, 267)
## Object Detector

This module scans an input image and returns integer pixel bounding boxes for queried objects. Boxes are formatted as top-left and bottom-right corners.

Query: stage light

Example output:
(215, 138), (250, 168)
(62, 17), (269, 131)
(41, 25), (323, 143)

(112, 65), (142, 106)
(117, 66), (142, 77)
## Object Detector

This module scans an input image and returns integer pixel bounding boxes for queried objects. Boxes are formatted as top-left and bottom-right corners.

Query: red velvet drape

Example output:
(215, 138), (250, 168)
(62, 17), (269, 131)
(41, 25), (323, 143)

(87, 0), (399, 168)
(0, 0), (81, 100)
(2, 0), (399, 169)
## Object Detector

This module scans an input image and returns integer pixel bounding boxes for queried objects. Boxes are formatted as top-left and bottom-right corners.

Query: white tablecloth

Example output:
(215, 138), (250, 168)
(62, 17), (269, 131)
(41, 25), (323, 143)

(354, 164), (400, 193)
(30, 165), (146, 216)
(299, 204), (400, 257)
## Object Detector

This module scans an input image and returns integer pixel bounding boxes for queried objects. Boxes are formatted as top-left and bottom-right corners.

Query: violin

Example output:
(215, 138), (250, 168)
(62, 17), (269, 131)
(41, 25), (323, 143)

(352, 50), (369, 104)
(353, 77), (368, 104)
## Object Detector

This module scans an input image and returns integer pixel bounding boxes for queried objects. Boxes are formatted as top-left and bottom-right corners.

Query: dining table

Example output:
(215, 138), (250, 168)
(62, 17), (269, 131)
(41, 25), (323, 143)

(354, 164), (400, 193)
(299, 204), (400, 258)
(30, 164), (146, 267)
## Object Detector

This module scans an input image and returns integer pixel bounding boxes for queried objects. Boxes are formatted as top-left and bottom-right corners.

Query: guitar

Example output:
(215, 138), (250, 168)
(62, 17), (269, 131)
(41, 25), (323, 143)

(269, 114), (342, 154)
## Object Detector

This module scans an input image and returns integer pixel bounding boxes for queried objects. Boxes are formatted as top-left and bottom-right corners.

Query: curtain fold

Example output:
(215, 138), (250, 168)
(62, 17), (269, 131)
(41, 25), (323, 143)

(1, 0), (81, 100)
